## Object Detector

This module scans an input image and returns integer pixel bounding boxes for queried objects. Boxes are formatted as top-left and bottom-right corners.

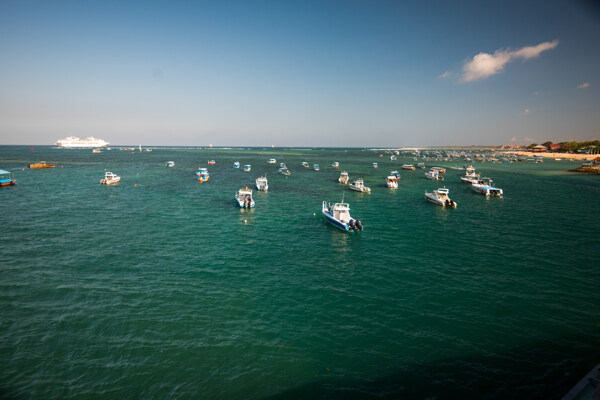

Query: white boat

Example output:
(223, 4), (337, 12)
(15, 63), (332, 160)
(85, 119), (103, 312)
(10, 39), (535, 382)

(233, 161), (240, 168)
(197, 168), (209, 182)
(313, 164), (320, 171)
(255, 176), (268, 191)
(460, 165), (479, 183)
(372, 162), (378, 168)
(92, 148), (102, 153)
(386, 176), (398, 188)
(332, 162), (339, 168)
(390, 155), (397, 160)
(390, 170), (400, 179)
(425, 169), (444, 180)
(431, 166), (446, 174)
(425, 187), (457, 207)
(166, 161), (175, 167)
(401, 164), (415, 170)
(322, 201), (363, 231)
(235, 187), (255, 208)
(279, 166), (290, 176)
(471, 178), (503, 196)
(55, 136), (109, 148)
(339, 171), (349, 184)
(267, 158), (277, 164)
(208, 160), (216, 165)
(301, 162), (309, 168)
(349, 179), (371, 193)
(417, 162), (425, 169)
(100, 171), (120, 185)
(244, 165), (251, 172)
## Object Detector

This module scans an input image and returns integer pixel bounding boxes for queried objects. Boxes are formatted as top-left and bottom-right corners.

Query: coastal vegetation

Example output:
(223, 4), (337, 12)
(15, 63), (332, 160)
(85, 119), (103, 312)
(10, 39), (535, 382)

(526, 140), (600, 153)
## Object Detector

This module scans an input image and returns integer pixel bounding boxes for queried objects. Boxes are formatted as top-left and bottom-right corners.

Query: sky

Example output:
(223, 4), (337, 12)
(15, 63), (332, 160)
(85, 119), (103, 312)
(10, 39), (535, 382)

(0, 0), (599, 147)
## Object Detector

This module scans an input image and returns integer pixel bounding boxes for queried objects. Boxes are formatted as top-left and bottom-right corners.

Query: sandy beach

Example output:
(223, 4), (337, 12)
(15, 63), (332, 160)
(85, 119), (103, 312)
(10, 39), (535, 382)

(508, 151), (598, 160)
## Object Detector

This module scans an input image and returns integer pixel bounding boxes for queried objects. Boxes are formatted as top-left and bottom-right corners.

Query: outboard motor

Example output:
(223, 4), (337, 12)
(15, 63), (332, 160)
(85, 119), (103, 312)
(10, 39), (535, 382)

(356, 220), (363, 231)
(349, 219), (355, 230)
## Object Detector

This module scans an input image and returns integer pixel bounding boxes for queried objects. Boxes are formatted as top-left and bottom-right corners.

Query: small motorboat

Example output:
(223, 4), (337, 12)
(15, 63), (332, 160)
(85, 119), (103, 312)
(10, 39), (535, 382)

(233, 161), (240, 168)
(313, 164), (320, 171)
(267, 159), (277, 164)
(390, 155), (397, 160)
(417, 162), (425, 169)
(372, 162), (378, 169)
(471, 178), (503, 196)
(301, 162), (309, 168)
(100, 171), (120, 185)
(390, 170), (401, 179)
(425, 187), (457, 207)
(339, 171), (349, 184)
(431, 167), (446, 174)
(197, 168), (209, 182)
(235, 187), (255, 208)
(401, 164), (415, 171)
(349, 179), (371, 193)
(279, 166), (290, 176)
(322, 201), (363, 232)
(255, 176), (268, 191)
(244, 165), (251, 172)
(92, 148), (102, 153)
(166, 161), (175, 167)
(425, 169), (444, 180)
(28, 161), (56, 169)
(0, 169), (16, 186)
(332, 162), (339, 168)
(386, 176), (398, 188)
(208, 160), (216, 165)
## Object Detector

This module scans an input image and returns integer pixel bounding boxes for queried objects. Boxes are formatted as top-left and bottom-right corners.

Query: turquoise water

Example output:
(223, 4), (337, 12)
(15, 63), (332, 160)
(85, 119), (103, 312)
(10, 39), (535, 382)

(1, 146), (599, 399)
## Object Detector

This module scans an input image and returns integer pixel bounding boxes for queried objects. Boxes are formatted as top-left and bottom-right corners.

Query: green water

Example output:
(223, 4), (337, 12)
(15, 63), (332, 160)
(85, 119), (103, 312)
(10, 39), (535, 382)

(1, 146), (599, 399)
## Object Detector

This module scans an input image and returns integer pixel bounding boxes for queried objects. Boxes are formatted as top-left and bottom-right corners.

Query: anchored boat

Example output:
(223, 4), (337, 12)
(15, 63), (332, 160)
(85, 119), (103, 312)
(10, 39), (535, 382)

(166, 161), (175, 167)
(255, 176), (268, 191)
(349, 179), (371, 193)
(425, 169), (444, 180)
(322, 201), (363, 232)
(401, 164), (415, 171)
(425, 187), (457, 207)
(28, 161), (56, 169)
(471, 178), (503, 196)
(0, 169), (15, 186)
(339, 171), (349, 184)
(197, 168), (209, 182)
(233, 161), (240, 169)
(100, 171), (120, 185)
(386, 176), (398, 188)
(235, 187), (255, 208)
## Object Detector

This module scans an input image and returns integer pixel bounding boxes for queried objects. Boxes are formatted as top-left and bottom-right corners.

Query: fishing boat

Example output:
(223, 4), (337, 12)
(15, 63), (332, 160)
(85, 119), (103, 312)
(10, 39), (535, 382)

(471, 178), (503, 196)
(301, 162), (309, 168)
(339, 171), (349, 184)
(235, 187), (255, 208)
(100, 171), (120, 185)
(197, 168), (209, 182)
(267, 158), (277, 164)
(279, 166), (290, 176)
(425, 187), (457, 207)
(372, 162), (378, 168)
(386, 176), (398, 188)
(332, 162), (339, 168)
(255, 176), (268, 191)
(313, 164), (320, 171)
(244, 165), (251, 172)
(417, 162), (425, 169)
(349, 179), (371, 193)
(166, 161), (175, 167)
(0, 169), (16, 186)
(425, 169), (444, 180)
(28, 161), (56, 169)
(401, 164), (415, 171)
(390, 170), (401, 179)
(233, 161), (240, 168)
(208, 160), (216, 165)
(322, 201), (363, 232)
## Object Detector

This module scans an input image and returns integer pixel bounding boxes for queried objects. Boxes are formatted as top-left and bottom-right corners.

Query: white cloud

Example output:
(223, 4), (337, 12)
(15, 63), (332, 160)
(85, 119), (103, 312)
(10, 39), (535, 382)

(510, 137), (517, 142)
(519, 108), (532, 115)
(439, 71), (453, 79)
(461, 40), (558, 83)
(577, 82), (590, 89)
(524, 137), (535, 142)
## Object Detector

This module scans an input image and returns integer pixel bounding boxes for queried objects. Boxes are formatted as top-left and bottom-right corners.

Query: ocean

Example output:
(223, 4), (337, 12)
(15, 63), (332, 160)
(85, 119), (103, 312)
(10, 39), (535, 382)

(1, 146), (599, 399)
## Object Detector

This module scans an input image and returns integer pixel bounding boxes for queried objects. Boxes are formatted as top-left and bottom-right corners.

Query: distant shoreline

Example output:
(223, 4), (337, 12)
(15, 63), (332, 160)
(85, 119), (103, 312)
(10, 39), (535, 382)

(510, 151), (597, 161)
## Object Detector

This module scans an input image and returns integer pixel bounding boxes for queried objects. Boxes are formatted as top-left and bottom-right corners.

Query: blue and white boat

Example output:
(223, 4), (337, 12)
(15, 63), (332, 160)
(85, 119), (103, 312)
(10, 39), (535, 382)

(322, 201), (363, 232)
(279, 166), (290, 176)
(166, 161), (175, 167)
(197, 168), (209, 182)
(390, 170), (401, 179)
(301, 162), (309, 168)
(471, 178), (503, 196)
(255, 176), (268, 191)
(235, 187), (255, 208)
(268, 159), (277, 164)
(332, 162), (339, 168)
(279, 162), (286, 169)
(233, 161), (240, 168)
(244, 164), (251, 172)
(372, 162), (378, 169)
(0, 169), (16, 186)
(313, 164), (320, 171)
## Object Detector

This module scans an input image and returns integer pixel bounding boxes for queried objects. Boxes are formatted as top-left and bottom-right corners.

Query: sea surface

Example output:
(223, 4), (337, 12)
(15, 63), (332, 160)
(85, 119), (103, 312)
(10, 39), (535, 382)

(1, 146), (599, 399)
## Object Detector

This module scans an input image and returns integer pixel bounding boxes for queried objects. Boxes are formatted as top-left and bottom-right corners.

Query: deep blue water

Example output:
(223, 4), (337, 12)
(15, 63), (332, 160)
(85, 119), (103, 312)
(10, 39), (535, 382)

(1, 146), (599, 399)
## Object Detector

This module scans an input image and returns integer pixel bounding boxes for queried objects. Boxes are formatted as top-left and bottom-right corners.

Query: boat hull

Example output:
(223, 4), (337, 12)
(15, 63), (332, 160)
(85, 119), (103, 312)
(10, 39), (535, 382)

(322, 211), (351, 231)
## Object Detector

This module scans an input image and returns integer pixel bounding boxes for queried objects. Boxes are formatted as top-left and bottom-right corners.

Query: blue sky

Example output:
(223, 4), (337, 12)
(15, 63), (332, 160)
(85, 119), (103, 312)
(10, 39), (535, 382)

(0, 0), (598, 146)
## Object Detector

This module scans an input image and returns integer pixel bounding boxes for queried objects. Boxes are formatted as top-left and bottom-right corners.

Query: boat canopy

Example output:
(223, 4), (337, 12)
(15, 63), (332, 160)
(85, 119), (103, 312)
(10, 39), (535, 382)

(0, 169), (10, 174)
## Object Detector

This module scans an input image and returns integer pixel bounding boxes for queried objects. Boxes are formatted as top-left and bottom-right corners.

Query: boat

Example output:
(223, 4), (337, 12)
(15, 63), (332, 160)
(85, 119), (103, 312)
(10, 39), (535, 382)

(339, 171), (349, 184)
(471, 178), (503, 196)
(28, 161), (56, 169)
(208, 160), (216, 165)
(92, 148), (102, 153)
(301, 162), (309, 168)
(460, 165), (480, 183)
(233, 161), (240, 168)
(390, 170), (401, 179)
(322, 201), (363, 231)
(332, 162), (339, 168)
(425, 169), (444, 180)
(313, 164), (320, 171)
(196, 168), (209, 182)
(401, 164), (415, 171)
(244, 165), (251, 172)
(279, 166), (290, 176)
(279, 162), (286, 168)
(417, 162), (425, 169)
(349, 179), (371, 193)
(431, 167), (446, 174)
(386, 176), (398, 188)
(372, 162), (378, 168)
(0, 169), (16, 186)
(255, 176), (268, 191)
(555, 158), (562, 161)
(267, 158), (277, 164)
(55, 136), (109, 148)
(166, 161), (175, 167)
(235, 187), (255, 208)
(390, 155), (397, 160)
(425, 187), (457, 207)
(100, 171), (120, 185)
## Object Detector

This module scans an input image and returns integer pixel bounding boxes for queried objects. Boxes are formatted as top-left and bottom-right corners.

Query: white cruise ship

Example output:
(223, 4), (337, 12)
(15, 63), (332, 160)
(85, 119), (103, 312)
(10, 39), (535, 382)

(55, 136), (109, 148)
